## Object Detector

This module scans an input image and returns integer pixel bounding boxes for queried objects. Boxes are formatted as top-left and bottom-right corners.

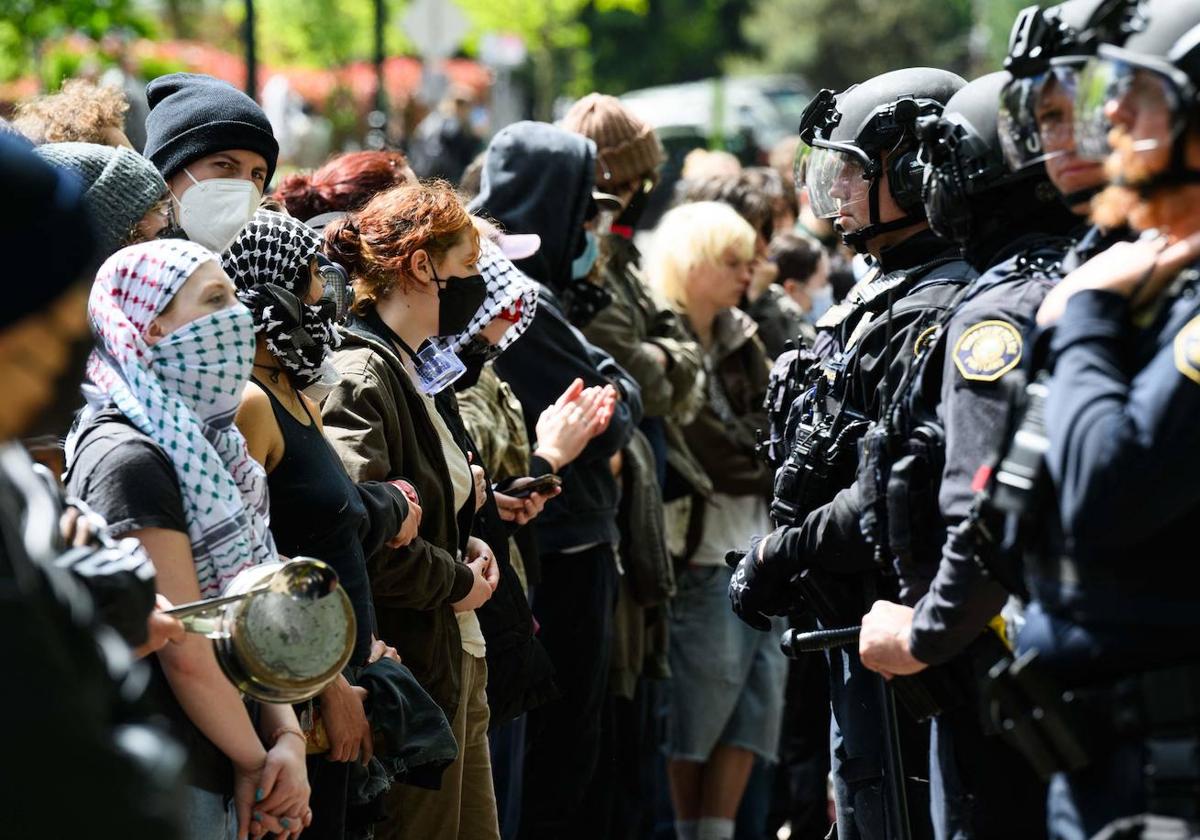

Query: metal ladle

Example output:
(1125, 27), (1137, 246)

(167, 557), (339, 636)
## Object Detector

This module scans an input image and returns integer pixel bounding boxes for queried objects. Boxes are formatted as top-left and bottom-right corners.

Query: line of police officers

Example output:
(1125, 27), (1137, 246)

(726, 0), (1200, 838)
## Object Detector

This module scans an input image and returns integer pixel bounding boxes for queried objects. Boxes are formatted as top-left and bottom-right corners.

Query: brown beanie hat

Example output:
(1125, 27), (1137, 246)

(561, 93), (664, 188)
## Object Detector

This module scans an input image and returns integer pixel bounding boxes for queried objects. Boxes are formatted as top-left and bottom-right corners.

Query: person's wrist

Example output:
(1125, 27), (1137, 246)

(533, 446), (563, 472)
(233, 746), (269, 773)
(270, 727), (307, 749)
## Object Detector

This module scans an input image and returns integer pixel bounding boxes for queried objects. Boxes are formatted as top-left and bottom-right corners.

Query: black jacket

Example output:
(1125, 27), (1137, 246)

(763, 231), (974, 577)
(470, 122), (643, 553)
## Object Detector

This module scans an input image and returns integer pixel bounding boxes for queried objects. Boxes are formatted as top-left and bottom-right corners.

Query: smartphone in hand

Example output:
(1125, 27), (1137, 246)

(504, 474), (563, 499)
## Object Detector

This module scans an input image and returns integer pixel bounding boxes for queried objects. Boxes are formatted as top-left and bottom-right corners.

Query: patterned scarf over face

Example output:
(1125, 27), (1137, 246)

(71, 240), (276, 597)
(221, 209), (341, 392)
(441, 235), (539, 354)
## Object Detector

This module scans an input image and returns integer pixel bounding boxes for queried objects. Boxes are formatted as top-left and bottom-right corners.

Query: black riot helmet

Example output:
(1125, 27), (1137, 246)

(1073, 0), (1200, 195)
(797, 67), (966, 253)
(999, 0), (1146, 207)
(919, 72), (1075, 263)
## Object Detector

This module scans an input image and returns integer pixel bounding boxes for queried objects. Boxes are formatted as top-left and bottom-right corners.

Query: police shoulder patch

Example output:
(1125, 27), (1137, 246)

(952, 320), (1022, 382)
(1173, 314), (1200, 385)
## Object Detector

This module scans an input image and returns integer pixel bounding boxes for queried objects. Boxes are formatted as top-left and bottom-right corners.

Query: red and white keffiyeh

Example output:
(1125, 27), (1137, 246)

(68, 240), (276, 597)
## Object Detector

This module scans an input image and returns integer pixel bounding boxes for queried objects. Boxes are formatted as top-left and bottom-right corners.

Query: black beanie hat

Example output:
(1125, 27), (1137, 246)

(143, 72), (279, 186)
(0, 134), (96, 329)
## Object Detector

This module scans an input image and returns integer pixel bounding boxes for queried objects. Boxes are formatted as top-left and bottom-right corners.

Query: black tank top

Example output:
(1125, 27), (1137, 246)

(254, 379), (374, 664)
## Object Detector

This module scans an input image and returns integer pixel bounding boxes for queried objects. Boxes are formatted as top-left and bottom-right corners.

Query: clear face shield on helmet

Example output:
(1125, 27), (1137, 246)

(799, 142), (872, 221)
(999, 63), (1083, 170)
(1074, 49), (1192, 168)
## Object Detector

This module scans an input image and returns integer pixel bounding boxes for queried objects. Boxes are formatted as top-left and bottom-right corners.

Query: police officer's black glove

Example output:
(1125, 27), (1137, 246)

(727, 532), (797, 631)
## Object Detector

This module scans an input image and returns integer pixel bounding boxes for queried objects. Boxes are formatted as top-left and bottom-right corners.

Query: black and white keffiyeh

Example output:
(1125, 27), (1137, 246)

(221, 209), (342, 394)
(441, 236), (539, 353)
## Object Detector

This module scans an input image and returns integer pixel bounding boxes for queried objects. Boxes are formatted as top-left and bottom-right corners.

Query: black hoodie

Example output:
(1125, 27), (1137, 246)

(470, 122), (643, 553)
(469, 120), (593, 289)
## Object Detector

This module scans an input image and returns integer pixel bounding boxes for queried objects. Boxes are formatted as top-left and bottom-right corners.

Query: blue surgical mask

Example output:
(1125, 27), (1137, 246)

(571, 231), (599, 280)
(808, 285), (834, 321)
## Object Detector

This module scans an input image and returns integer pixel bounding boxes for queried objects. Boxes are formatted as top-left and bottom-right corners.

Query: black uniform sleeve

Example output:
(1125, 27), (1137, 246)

(761, 481), (877, 575)
(909, 520), (1008, 666)
(911, 285), (1045, 665)
(1046, 288), (1200, 548)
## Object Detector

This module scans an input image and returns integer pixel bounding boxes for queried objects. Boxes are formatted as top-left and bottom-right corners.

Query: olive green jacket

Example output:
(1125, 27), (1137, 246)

(321, 322), (475, 722)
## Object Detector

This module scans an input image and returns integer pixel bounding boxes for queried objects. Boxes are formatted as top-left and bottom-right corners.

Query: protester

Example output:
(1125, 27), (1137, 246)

(676, 173), (804, 358)
(0, 131), (189, 840)
(13, 77), (135, 147)
(64, 240), (310, 840)
(469, 120), (644, 839)
(222, 209), (424, 840)
(28, 141), (172, 441)
(274, 150), (417, 229)
(647, 201), (785, 840)
(562, 92), (707, 837)
(408, 87), (482, 184)
(766, 231), (832, 347)
(321, 181), (502, 839)
(443, 231), (612, 840)
(143, 72), (278, 252)
(744, 167), (795, 247)
(680, 148), (742, 181)
(34, 141), (169, 256)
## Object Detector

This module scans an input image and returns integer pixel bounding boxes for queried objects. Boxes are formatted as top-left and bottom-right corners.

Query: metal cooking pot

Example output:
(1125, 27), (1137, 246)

(178, 558), (355, 703)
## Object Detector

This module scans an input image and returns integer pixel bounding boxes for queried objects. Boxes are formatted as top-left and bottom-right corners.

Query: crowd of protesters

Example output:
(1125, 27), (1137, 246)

(1, 72), (839, 840)
(12, 2), (1200, 838)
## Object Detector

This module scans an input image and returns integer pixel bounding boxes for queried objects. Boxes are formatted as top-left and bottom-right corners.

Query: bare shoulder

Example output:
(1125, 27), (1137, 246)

(237, 380), (285, 470)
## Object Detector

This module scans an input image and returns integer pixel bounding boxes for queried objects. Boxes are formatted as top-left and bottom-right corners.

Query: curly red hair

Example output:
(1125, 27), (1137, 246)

(323, 179), (477, 314)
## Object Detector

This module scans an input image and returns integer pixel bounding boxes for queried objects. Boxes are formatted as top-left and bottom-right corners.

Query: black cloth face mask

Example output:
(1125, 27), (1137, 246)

(432, 264), (489, 337)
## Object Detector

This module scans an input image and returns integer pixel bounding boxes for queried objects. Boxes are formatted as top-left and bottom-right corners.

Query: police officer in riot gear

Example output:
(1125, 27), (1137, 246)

(992, 0), (1200, 835)
(856, 0), (1138, 680)
(848, 69), (1086, 839)
(729, 67), (968, 840)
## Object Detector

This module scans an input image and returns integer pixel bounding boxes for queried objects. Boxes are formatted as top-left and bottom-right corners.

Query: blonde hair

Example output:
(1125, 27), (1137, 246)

(646, 201), (757, 308)
(13, 79), (129, 146)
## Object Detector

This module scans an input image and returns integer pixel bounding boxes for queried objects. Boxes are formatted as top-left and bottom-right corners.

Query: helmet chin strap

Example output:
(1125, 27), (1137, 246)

(839, 176), (926, 253)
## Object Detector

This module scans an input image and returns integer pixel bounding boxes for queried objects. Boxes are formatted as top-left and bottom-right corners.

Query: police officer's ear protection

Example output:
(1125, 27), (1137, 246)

(881, 98), (926, 216)
(886, 149), (927, 215)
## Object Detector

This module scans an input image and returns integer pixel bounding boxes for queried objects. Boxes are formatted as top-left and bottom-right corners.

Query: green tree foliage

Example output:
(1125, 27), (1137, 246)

(457, 0), (647, 116)
(741, 0), (974, 90)
(739, 0), (1039, 91)
(584, 0), (752, 95)
(0, 0), (151, 81)
(222, 0), (410, 68)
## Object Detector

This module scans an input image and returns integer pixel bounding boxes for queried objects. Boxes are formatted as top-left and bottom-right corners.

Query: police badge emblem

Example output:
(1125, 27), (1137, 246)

(953, 320), (1022, 382)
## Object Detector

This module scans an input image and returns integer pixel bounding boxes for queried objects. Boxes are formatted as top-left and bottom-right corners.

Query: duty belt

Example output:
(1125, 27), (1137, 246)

(990, 650), (1200, 820)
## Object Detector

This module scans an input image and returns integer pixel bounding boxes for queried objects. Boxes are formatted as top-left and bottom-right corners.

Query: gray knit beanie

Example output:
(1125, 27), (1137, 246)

(34, 142), (166, 258)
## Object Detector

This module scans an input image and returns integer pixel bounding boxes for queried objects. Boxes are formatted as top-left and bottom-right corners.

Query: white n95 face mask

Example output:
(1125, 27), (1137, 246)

(174, 170), (261, 253)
